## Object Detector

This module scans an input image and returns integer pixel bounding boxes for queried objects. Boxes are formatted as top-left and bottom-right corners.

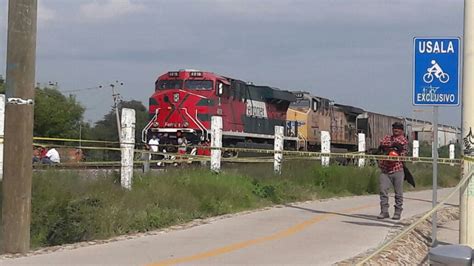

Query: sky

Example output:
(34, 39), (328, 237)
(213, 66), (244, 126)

(0, 0), (465, 126)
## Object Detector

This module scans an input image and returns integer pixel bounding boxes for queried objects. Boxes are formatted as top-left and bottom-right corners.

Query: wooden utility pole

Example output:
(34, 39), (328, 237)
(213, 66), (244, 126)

(1, 0), (37, 254)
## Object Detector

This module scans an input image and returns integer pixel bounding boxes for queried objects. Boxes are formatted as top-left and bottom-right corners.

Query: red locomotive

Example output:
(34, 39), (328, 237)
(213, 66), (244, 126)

(142, 69), (297, 150)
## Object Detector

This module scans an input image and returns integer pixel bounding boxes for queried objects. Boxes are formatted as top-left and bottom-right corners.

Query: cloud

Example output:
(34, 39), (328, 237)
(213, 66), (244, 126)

(27, 0), (463, 125)
(79, 0), (145, 22)
(38, 1), (56, 23)
(210, 0), (460, 25)
(0, 0), (6, 36)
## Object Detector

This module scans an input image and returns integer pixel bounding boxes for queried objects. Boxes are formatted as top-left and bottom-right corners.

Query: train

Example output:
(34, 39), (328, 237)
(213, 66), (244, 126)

(142, 69), (299, 152)
(286, 91), (403, 152)
(142, 69), (457, 154)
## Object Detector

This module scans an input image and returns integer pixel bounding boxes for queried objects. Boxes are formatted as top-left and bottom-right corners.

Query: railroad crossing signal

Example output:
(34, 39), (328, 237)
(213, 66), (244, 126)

(413, 37), (461, 106)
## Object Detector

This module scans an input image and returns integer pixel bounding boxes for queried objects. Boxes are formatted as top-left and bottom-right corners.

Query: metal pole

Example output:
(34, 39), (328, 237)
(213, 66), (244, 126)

(460, 0), (474, 247)
(1, 0), (37, 254)
(115, 105), (121, 142)
(432, 106), (439, 246)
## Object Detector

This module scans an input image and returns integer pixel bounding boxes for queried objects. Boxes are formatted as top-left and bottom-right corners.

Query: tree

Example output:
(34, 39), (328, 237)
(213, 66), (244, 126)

(0, 81), (87, 138)
(34, 87), (86, 138)
(92, 100), (149, 144)
(87, 100), (148, 161)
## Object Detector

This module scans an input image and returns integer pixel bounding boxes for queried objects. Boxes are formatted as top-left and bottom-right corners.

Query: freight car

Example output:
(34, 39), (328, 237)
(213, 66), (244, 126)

(142, 70), (298, 151)
(287, 91), (404, 152)
(287, 91), (363, 151)
(356, 111), (404, 152)
(404, 118), (461, 147)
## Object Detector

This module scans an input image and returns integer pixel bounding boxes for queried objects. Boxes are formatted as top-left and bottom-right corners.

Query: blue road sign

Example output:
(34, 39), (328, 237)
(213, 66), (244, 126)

(413, 37), (460, 106)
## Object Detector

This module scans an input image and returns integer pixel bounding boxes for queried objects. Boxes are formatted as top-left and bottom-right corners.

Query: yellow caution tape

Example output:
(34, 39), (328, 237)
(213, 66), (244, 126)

(33, 136), (120, 145)
(23, 135), (472, 166)
(33, 142), (122, 152)
(30, 141), (465, 166)
(26, 138), (474, 165)
(463, 155), (474, 163)
(22, 136), (474, 165)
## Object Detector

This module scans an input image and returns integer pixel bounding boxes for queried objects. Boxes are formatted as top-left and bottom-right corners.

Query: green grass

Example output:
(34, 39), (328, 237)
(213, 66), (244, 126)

(0, 161), (461, 249)
(418, 143), (462, 158)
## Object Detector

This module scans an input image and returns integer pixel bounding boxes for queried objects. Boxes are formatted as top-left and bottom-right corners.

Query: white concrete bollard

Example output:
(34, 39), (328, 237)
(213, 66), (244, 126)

(449, 143), (455, 166)
(413, 140), (419, 161)
(0, 95), (4, 181)
(321, 131), (330, 167)
(189, 147), (197, 164)
(211, 116), (222, 173)
(358, 133), (366, 168)
(274, 126), (284, 174)
(142, 151), (150, 173)
(120, 108), (135, 190)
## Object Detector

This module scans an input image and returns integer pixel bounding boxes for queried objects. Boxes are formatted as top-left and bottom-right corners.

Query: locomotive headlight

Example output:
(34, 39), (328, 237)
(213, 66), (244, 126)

(168, 71), (179, 77)
(153, 122), (159, 127)
(173, 93), (179, 102)
(190, 71), (203, 77)
(183, 121), (189, 127)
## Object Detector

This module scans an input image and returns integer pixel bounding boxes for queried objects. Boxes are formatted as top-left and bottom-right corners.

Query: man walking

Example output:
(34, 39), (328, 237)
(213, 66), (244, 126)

(377, 122), (409, 220)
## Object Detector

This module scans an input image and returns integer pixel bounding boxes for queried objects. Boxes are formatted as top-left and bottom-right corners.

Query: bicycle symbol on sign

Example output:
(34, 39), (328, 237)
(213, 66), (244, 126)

(423, 60), (450, 84)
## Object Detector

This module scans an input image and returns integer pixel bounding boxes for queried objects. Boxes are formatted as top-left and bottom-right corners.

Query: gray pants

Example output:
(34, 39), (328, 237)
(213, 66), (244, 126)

(379, 171), (404, 213)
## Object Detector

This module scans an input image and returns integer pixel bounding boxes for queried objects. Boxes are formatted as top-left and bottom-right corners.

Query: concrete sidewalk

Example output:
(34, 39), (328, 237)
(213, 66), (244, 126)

(437, 219), (460, 245)
(0, 189), (459, 266)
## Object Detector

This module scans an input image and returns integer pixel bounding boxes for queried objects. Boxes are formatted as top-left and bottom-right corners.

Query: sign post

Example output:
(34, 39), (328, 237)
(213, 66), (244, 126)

(432, 106), (439, 247)
(413, 37), (461, 247)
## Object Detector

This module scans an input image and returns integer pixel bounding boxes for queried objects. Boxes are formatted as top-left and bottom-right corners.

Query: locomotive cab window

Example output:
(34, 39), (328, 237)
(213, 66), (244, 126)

(311, 99), (319, 111)
(184, 80), (213, 90)
(156, 80), (183, 90)
(290, 99), (310, 108)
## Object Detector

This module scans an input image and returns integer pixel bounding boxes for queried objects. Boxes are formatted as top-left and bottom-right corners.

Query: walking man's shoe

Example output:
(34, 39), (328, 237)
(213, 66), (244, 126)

(392, 212), (402, 220)
(377, 212), (389, 219)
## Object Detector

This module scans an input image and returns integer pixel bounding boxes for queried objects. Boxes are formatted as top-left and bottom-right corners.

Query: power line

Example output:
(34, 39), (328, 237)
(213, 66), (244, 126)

(61, 85), (106, 93)
(60, 81), (125, 95)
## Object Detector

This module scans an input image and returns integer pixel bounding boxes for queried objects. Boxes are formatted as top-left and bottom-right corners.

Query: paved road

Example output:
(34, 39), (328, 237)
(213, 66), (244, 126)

(1, 189), (458, 265)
